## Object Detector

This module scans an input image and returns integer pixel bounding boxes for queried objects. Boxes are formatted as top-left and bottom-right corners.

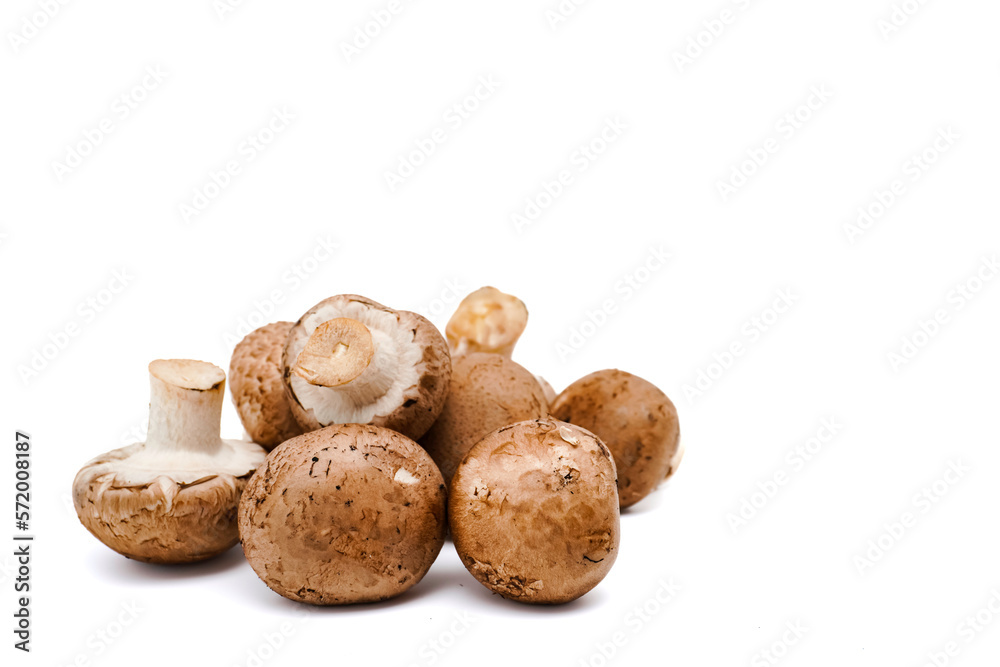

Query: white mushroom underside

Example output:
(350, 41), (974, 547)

(287, 301), (423, 425)
(85, 439), (265, 486)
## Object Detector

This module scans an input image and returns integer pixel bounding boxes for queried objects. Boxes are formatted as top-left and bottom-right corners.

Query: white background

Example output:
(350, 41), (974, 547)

(2, 1), (999, 665)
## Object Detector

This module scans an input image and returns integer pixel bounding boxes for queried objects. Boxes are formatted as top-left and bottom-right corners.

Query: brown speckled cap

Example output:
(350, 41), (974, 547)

(420, 352), (548, 485)
(449, 417), (620, 604)
(551, 369), (680, 508)
(239, 423), (447, 605)
(229, 321), (304, 450)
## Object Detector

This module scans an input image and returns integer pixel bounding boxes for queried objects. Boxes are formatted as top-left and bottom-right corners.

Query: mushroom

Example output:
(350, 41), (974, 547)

(239, 423), (447, 605)
(445, 286), (528, 358)
(446, 285), (557, 402)
(551, 369), (680, 508)
(449, 417), (620, 604)
(282, 295), (451, 441)
(73, 359), (266, 564)
(229, 321), (304, 450)
(419, 352), (548, 486)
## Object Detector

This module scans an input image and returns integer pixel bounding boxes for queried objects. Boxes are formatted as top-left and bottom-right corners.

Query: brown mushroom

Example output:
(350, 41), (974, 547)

(449, 418), (620, 604)
(282, 295), (451, 441)
(229, 321), (304, 450)
(419, 352), (548, 486)
(551, 369), (681, 508)
(239, 424), (447, 605)
(445, 284), (557, 403)
(73, 359), (266, 563)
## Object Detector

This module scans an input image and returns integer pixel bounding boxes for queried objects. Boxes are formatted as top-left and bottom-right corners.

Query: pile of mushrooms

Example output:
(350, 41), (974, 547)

(73, 286), (681, 607)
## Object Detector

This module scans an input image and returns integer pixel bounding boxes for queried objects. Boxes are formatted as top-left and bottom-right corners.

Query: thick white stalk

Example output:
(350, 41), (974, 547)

(146, 359), (225, 455)
(294, 318), (400, 408)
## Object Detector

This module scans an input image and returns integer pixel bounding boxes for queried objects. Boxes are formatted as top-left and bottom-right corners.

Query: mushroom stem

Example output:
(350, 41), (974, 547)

(146, 359), (226, 456)
(446, 286), (528, 358)
(292, 318), (396, 405)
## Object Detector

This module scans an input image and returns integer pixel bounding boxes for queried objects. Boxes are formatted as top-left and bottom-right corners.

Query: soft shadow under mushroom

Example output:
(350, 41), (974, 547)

(86, 543), (247, 584)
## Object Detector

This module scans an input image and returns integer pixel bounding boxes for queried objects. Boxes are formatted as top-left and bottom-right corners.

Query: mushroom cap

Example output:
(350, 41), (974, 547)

(449, 418), (620, 604)
(239, 424), (447, 605)
(73, 440), (264, 563)
(230, 321), (304, 450)
(419, 352), (549, 485)
(551, 369), (680, 508)
(282, 295), (451, 441)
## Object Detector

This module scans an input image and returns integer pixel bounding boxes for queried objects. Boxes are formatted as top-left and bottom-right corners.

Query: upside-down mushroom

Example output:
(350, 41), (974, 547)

(282, 295), (451, 441)
(73, 359), (265, 563)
